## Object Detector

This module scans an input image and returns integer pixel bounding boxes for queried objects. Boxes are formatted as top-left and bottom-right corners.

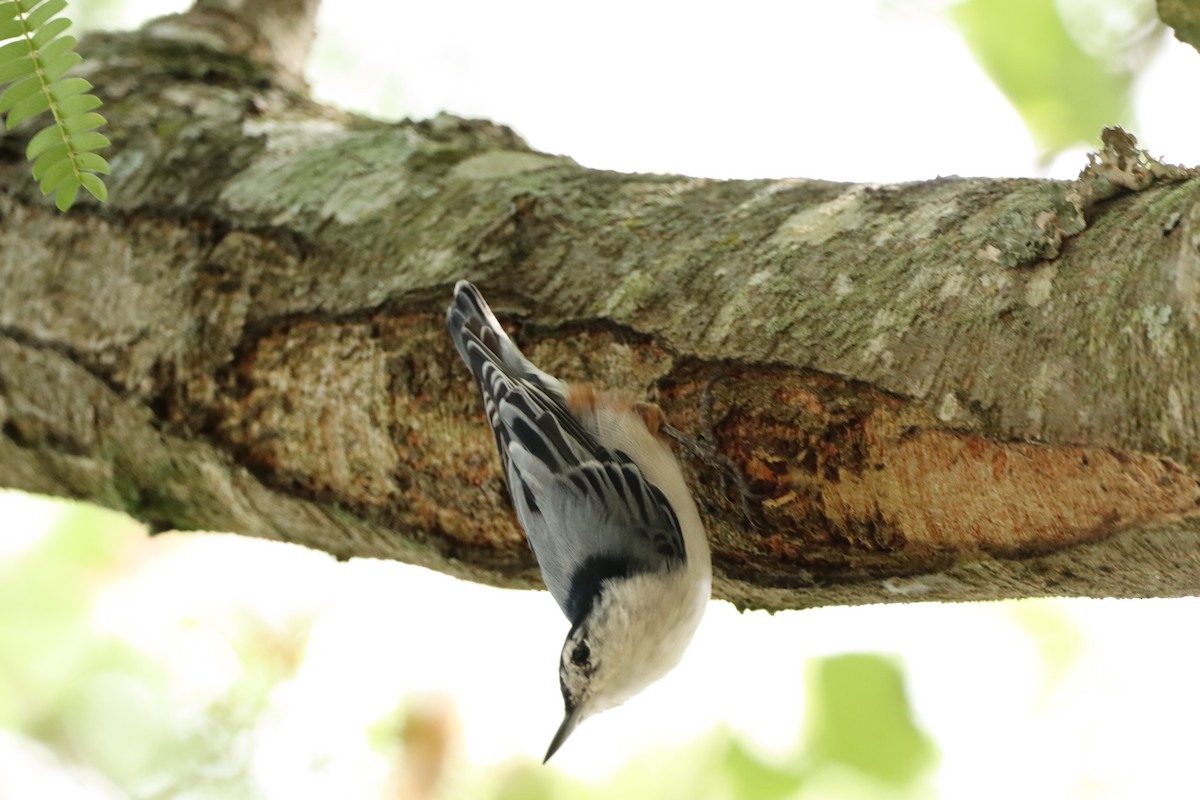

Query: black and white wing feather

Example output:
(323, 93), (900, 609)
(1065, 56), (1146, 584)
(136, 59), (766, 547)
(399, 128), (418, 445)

(447, 281), (686, 625)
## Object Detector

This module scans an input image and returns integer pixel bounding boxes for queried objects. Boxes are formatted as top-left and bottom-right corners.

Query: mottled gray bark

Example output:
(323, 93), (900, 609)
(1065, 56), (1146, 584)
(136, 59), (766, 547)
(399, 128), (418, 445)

(1, 10), (1198, 610)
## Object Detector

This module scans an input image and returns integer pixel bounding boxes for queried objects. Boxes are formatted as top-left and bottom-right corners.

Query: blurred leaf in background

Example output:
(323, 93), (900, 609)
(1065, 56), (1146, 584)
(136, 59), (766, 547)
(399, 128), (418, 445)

(805, 654), (937, 797)
(70, 0), (127, 30)
(0, 506), (147, 736)
(469, 654), (934, 800)
(947, 0), (1160, 162)
(1008, 598), (1085, 706)
(0, 501), (309, 800)
(0, 495), (942, 800)
(429, 653), (934, 800)
(0, 504), (180, 794)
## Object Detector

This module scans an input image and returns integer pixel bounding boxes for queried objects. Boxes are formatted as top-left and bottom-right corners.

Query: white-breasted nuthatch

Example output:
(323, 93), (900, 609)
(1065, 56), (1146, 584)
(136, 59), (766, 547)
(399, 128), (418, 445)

(447, 280), (712, 762)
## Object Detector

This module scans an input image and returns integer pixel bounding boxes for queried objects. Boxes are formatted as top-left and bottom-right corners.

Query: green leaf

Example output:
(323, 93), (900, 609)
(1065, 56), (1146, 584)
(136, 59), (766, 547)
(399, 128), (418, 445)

(78, 171), (106, 201)
(0, 2), (109, 212)
(4, 81), (49, 126)
(39, 49), (79, 82)
(68, 130), (108, 151)
(0, 53), (32, 83)
(24, 120), (60, 158)
(31, 151), (65, 181)
(33, 148), (109, 180)
(722, 738), (806, 800)
(31, 145), (58, 175)
(53, 180), (77, 211)
(0, 71), (41, 112)
(61, 109), (102, 135)
(33, 32), (74, 61)
(948, 0), (1135, 158)
(73, 151), (108, 173)
(31, 142), (65, 178)
(0, 38), (32, 64)
(37, 156), (73, 193)
(54, 92), (99, 116)
(29, 13), (67, 47)
(48, 74), (89, 99)
(805, 654), (937, 787)
(24, 0), (64, 31)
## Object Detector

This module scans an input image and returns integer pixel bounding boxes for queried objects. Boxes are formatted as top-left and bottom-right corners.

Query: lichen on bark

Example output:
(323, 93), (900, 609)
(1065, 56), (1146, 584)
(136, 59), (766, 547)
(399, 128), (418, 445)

(1, 11), (1198, 610)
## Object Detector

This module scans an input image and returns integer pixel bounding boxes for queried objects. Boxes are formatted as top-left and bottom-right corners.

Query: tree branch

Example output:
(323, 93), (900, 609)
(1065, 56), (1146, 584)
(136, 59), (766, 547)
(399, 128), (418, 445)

(139, 0), (322, 91)
(1, 20), (1198, 610)
(1159, 0), (1200, 54)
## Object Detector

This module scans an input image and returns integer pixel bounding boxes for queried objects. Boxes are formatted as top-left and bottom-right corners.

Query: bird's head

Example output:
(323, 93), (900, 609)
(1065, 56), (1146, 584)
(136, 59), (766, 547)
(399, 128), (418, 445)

(543, 570), (705, 762)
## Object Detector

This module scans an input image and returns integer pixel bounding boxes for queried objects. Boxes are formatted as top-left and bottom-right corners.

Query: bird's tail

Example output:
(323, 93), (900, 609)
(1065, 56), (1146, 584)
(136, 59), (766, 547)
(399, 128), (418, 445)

(446, 280), (566, 397)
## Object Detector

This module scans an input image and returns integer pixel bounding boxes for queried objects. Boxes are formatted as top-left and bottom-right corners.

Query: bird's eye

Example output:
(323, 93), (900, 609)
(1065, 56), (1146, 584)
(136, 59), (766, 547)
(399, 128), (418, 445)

(571, 641), (590, 666)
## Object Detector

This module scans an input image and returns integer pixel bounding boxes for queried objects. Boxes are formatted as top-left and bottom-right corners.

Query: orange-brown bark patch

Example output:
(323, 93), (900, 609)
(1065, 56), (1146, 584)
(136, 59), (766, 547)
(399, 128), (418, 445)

(820, 415), (1200, 557)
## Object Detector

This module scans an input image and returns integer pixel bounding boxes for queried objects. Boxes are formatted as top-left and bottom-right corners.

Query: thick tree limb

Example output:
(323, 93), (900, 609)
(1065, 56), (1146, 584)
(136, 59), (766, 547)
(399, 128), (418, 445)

(1, 14), (1198, 610)
(1159, 0), (1200, 53)
(145, 0), (322, 91)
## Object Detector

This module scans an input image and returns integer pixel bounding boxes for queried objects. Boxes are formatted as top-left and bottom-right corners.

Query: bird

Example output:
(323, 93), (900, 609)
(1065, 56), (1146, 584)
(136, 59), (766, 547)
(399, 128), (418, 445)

(446, 280), (712, 762)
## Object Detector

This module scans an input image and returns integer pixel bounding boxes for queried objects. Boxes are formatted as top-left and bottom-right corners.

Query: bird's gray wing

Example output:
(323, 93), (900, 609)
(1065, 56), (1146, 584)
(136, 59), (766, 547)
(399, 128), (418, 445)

(447, 281), (685, 625)
(502, 397), (687, 624)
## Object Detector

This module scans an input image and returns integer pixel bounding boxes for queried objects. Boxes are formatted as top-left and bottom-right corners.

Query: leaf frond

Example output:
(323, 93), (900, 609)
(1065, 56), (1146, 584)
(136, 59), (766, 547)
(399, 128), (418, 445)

(0, 0), (109, 211)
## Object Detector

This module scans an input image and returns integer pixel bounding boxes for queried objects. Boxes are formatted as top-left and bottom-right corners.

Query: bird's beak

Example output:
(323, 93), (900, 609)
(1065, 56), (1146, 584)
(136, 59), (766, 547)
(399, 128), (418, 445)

(543, 703), (583, 763)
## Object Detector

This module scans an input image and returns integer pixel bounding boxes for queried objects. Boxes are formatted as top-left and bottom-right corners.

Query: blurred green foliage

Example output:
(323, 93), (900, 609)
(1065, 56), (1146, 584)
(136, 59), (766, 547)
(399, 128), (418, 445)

(0, 498), (940, 799)
(0, 503), (298, 799)
(805, 654), (937, 789)
(67, 0), (127, 31)
(446, 654), (936, 800)
(1008, 598), (1085, 705)
(0, 506), (142, 733)
(947, 0), (1159, 161)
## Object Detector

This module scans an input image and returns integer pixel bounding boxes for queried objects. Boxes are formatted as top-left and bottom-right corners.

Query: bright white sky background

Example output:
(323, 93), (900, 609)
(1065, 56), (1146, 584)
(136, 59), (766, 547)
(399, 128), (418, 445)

(4, 0), (1200, 798)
